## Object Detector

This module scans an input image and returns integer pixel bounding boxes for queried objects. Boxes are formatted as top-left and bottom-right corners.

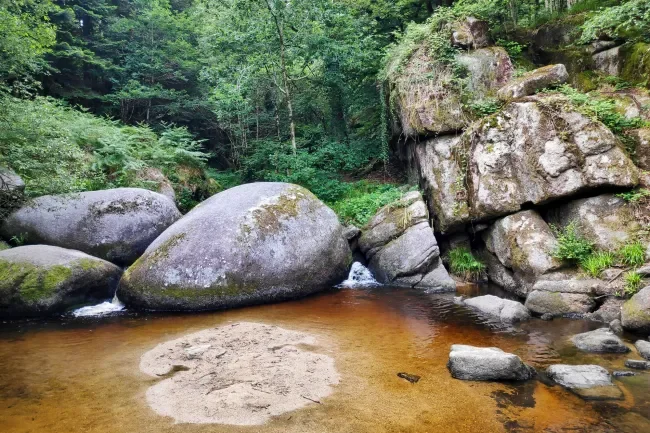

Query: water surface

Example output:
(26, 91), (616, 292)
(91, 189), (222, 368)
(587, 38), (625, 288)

(1, 286), (649, 433)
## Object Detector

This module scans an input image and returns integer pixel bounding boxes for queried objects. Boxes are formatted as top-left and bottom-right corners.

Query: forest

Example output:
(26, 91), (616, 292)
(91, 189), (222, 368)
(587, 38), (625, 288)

(1, 0), (648, 220)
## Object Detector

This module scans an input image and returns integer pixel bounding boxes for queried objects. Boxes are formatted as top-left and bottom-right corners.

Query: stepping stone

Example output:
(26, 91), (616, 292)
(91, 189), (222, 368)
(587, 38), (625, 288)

(462, 295), (530, 322)
(625, 359), (650, 370)
(447, 345), (535, 381)
(546, 364), (623, 400)
(571, 328), (629, 353)
(634, 340), (650, 360)
(612, 371), (637, 377)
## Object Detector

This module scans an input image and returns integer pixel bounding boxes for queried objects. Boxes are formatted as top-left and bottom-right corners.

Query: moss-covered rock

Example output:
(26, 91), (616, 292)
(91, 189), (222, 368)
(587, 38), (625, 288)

(525, 290), (596, 316)
(0, 245), (121, 318)
(118, 182), (351, 311)
(1, 188), (181, 265)
(620, 42), (650, 87)
(497, 64), (569, 100)
(621, 286), (650, 333)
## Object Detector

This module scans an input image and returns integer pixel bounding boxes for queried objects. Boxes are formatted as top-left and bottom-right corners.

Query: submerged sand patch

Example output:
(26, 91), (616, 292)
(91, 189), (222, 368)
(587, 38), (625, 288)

(139, 322), (339, 425)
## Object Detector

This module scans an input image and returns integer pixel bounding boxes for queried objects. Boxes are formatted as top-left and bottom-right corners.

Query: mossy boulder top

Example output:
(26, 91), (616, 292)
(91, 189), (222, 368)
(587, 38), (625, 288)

(1, 188), (182, 265)
(118, 182), (351, 311)
(622, 286), (650, 333)
(0, 245), (122, 318)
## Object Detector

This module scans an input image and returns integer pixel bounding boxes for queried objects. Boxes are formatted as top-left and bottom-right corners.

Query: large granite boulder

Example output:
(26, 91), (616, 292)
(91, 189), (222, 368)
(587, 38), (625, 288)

(497, 64), (569, 100)
(546, 364), (623, 400)
(391, 46), (512, 137)
(0, 245), (121, 318)
(461, 295), (530, 322)
(483, 210), (562, 292)
(546, 194), (647, 252)
(119, 183), (351, 311)
(407, 94), (638, 232)
(465, 94), (637, 221)
(358, 191), (454, 290)
(1, 188), (181, 265)
(571, 328), (630, 353)
(621, 286), (650, 333)
(447, 345), (535, 381)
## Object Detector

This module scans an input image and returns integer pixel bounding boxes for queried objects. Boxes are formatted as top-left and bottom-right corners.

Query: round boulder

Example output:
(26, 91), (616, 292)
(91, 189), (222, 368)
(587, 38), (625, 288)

(622, 286), (650, 333)
(1, 188), (181, 265)
(0, 245), (122, 318)
(119, 182), (351, 311)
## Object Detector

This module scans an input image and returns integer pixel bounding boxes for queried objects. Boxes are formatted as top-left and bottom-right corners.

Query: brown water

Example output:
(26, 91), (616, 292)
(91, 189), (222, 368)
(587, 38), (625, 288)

(1, 285), (649, 433)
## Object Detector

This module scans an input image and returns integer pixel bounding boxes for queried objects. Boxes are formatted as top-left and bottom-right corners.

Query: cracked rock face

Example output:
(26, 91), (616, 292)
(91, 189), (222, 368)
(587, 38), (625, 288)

(358, 191), (455, 291)
(140, 322), (339, 426)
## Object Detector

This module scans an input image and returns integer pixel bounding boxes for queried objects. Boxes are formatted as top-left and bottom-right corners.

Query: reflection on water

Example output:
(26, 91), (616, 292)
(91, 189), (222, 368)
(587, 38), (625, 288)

(0, 285), (649, 433)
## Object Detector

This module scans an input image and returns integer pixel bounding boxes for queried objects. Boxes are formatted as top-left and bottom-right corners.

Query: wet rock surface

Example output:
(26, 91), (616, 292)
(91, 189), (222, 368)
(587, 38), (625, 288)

(461, 295), (530, 323)
(635, 340), (650, 360)
(546, 364), (623, 401)
(571, 328), (629, 353)
(0, 245), (121, 318)
(447, 345), (535, 381)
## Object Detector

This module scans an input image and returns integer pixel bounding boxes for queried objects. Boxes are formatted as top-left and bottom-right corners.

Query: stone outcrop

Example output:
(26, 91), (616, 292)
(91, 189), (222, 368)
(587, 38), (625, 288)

(119, 183), (351, 311)
(461, 295), (530, 322)
(0, 245), (121, 318)
(497, 64), (569, 100)
(621, 286), (650, 333)
(450, 17), (489, 50)
(1, 188), (181, 265)
(447, 345), (535, 381)
(358, 191), (454, 290)
(546, 364), (623, 400)
(546, 194), (648, 252)
(628, 128), (650, 171)
(571, 328), (630, 353)
(483, 211), (561, 291)
(407, 94), (638, 233)
(392, 46), (512, 137)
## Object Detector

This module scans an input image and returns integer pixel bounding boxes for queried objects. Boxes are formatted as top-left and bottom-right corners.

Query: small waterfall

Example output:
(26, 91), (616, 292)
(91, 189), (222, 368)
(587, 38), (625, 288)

(72, 293), (125, 317)
(338, 262), (380, 288)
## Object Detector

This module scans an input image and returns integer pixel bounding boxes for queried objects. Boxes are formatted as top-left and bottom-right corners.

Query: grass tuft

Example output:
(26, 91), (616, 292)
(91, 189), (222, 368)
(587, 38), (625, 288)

(447, 247), (485, 281)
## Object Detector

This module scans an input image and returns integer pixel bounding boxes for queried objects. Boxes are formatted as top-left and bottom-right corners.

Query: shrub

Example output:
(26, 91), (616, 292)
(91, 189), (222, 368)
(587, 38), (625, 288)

(623, 271), (643, 296)
(616, 188), (650, 203)
(552, 222), (594, 264)
(447, 247), (485, 281)
(329, 182), (406, 227)
(618, 241), (646, 267)
(580, 251), (615, 277)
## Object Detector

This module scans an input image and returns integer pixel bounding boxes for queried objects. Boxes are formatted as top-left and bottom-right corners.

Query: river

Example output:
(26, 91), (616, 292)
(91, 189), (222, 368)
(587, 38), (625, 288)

(1, 284), (649, 433)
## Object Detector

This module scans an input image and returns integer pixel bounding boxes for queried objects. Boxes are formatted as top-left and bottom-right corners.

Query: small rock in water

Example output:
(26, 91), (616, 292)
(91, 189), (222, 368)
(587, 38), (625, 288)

(540, 313), (554, 321)
(609, 319), (624, 335)
(634, 340), (650, 360)
(447, 345), (535, 381)
(625, 359), (650, 370)
(612, 371), (637, 377)
(546, 364), (623, 401)
(397, 372), (421, 383)
(462, 295), (530, 323)
(571, 328), (629, 353)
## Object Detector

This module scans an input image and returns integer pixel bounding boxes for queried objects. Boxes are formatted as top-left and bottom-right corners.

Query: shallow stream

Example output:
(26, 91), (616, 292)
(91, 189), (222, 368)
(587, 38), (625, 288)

(1, 285), (649, 433)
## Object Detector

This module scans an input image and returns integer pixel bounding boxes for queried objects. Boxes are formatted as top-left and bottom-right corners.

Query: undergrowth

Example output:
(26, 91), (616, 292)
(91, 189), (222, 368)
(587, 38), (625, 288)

(329, 182), (408, 227)
(447, 247), (485, 281)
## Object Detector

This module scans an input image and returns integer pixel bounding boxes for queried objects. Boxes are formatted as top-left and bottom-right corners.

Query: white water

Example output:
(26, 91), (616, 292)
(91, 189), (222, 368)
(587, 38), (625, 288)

(338, 262), (380, 288)
(72, 294), (125, 317)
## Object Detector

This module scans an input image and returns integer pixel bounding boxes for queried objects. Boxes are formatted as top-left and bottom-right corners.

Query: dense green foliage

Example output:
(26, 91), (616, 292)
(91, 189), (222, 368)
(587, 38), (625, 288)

(447, 247), (485, 281)
(329, 182), (405, 227)
(552, 222), (595, 264)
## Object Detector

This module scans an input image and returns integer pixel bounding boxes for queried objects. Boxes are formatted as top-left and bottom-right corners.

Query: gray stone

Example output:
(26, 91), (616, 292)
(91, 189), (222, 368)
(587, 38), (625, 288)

(532, 271), (607, 296)
(625, 359), (650, 370)
(480, 249), (524, 297)
(592, 298), (625, 323)
(546, 364), (623, 400)
(359, 192), (454, 291)
(484, 210), (561, 281)
(1, 188), (181, 265)
(525, 291), (596, 316)
(497, 64), (569, 100)
(593, 46), (622, 76)
(637, 264), (650, 278)
(635, 340), (650, 360)
(571, 328), (629, 353)
(622, 286), (650, 333)
(118, 183), (351, 311)
(447, 345), (535, 381)
(629, 128), (650, 171)
(393, 47), (512, 137)
(462, 295), (530, 322)
(0, 245), (122, 318)
(342, 225), (361, 241)
(450, 17), (489, 49)
(610, 319), (624, 335)
(0, 167), (25, 193)
(546, 194), (647, 252)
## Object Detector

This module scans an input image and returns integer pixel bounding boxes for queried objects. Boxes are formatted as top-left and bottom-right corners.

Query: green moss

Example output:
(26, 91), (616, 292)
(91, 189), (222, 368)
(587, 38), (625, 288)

(78, 258), (104, 271)
(0, 261), (72, 303)
(0, 241), (10, 251)
(620, 43), (650, 86)
(623, 298), (650, 324)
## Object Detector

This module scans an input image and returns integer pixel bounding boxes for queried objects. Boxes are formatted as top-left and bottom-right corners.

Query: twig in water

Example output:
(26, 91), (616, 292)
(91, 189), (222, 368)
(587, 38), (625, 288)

(300, 395), (321, 404)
